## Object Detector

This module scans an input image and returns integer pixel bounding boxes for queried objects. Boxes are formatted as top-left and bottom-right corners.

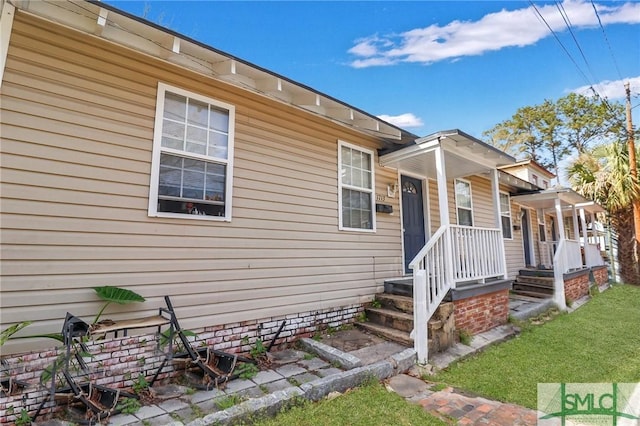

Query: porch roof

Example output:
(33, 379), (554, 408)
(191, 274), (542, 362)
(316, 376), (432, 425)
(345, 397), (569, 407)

(10, 0), (412, 144)
(512, 188), (605, 214)
(379, 129), (515, 180)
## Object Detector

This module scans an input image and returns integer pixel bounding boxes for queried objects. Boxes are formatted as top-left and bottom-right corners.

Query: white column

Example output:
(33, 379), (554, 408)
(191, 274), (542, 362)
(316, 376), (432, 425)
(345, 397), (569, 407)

(572, 205), (580, 242)
(434, 146), (454, 286)
(490, 169), (508, 278)
(553, 198), (567, 310)
(555, 199), (566, 243)
(0, 2), (16, 89)
(413, 270), (428, 364)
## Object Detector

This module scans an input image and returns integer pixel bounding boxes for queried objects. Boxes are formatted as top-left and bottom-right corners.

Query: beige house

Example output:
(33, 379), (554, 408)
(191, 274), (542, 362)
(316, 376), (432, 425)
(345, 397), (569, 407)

(0, 0), (606, 375)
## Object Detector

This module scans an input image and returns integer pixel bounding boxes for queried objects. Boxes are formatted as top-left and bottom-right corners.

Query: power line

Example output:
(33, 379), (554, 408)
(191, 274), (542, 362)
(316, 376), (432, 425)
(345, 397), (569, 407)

(590, 0), (624, 81)
(555, 1), (599, 86)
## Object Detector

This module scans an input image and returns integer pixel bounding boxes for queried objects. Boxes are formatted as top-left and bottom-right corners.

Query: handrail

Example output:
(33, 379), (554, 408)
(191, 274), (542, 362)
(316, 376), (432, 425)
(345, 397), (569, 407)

(409, 224), (507, 364)
(583, 242), (605, 267)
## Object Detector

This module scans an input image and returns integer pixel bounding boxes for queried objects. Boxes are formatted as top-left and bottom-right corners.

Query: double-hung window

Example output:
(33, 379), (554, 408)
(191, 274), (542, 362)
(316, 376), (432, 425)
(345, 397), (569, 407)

(455, 179), (473, 226)
(338, 141), (375, 231)
(499, 192), (512, 239)
(149, 83), (234, 221)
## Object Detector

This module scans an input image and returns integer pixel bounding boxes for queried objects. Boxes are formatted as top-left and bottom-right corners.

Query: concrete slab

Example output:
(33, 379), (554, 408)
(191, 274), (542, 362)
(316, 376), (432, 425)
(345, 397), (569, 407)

(267, 349), (305, 365)
(223, 378), (255, 393)
(251, 370), (284, 385)
(297, 357), (330, 371)
(262, 379), (293, 393)
(288, 372), (320, 386)
(386, 374), (429, 398)
(315, 367), (343, 377)
(349, 341), (407, 365)
(188, 388), (224, 404)
(157, 398), (190, 413)
(134, 404), (166, 420)
(275, 363), (308, 378)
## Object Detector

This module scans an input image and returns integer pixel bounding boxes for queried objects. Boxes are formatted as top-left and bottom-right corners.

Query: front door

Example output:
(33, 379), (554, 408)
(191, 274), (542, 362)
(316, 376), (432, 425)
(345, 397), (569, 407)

(521, 209), (533, 267)
(401, 175), (425, 274)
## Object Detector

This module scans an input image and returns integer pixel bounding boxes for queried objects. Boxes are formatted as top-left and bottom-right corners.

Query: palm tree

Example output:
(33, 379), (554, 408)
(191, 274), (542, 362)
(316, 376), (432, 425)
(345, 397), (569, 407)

(567, 142), (640, 285)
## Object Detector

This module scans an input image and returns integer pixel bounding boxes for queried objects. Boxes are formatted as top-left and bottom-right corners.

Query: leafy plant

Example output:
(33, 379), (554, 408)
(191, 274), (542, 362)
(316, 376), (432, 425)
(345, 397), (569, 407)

(132, 373), (149, 394)
(250, 339), (267, 359)
(215, 394), (244, 410)
(236, 362), (259, 380)
(93, 286), (146, 323)
(13, 408), (31, 426)
(371, 299), (382, 309)
(458, 329), (472, 346)
(116, 397), (141, 415)
(0, 322), (32, 346)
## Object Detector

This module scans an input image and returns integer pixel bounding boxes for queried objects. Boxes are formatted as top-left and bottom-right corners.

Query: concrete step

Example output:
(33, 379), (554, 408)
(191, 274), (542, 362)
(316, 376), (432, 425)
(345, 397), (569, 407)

(383, 278), (413, 297)
(365, 307), (413, 332)
(518, 268), (554, 278)
(355, 322), (413, 347)
(511, 289), (553, 298)
(375, 293), (413, 314)
(515, 275), (554, 287)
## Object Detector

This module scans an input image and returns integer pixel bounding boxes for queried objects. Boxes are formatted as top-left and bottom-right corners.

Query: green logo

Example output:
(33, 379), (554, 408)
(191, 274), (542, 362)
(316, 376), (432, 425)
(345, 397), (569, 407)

(538, 383), (640, 425)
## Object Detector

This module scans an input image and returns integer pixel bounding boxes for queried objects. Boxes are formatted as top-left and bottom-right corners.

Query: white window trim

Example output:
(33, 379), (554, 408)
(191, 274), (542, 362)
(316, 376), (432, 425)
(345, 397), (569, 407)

(500, 191), (513, 240)
(148, 82), (235, 222)
(454, 178), (473, 227)
(537, 209), (547, 242)
(338, 140), (376, 232)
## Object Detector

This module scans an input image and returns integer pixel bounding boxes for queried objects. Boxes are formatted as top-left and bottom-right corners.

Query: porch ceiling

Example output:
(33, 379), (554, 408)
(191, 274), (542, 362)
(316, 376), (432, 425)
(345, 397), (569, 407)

(512, 188), (605, 214)
(379, 129), (515, 180)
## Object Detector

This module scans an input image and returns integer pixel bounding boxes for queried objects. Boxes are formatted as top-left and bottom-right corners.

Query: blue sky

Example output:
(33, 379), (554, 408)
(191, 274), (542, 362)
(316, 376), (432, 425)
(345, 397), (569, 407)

(105, 0), (639, 140)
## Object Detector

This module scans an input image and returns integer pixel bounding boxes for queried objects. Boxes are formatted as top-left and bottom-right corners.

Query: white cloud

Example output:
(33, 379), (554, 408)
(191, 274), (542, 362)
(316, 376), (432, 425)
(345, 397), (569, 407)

(572, 76), (640, 99)
(377, 113), (424, 128)
(348, 0), (640, 67)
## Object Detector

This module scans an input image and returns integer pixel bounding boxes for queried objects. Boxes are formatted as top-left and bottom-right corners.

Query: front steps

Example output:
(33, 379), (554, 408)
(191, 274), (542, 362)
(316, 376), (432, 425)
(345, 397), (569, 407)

(511, 269), (554, 298)
(356, 282), (455, 353)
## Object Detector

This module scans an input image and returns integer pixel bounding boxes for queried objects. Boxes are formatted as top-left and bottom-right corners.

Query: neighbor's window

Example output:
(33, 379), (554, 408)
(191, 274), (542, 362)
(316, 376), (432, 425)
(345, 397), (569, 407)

(500, 192), (512, 239)
(148, 83), (235, 221)
(339, 141), (375, 231)
(455, 179), (473, 226)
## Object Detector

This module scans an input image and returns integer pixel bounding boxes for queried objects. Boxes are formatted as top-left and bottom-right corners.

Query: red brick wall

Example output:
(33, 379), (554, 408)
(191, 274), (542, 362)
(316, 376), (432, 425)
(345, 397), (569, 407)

(564, 272), (590, 303)
(0, 304), (362, 424)
(453, 289), (509, 336)
(591, 266), (609, 286)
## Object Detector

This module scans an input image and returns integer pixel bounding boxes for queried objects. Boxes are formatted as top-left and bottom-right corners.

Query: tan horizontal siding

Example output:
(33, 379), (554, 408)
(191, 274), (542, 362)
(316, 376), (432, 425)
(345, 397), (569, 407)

(0, 12), (402, 353)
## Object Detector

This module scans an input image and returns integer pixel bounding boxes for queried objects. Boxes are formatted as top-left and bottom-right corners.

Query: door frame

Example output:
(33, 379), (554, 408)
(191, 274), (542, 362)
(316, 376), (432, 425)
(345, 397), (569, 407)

(399, 171), (430, 275)
(521, 207), (536, 267)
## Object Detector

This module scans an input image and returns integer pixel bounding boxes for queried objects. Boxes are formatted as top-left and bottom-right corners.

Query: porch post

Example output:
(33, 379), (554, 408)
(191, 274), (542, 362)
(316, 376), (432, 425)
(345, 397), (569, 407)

(579, 208), (589, 267)
(572, 205), (580, 242)
(490, 169), (508, 279)
(554, 198), (567, 310)
(434, 145), (454, 286)
(555, 199), (566, 242)
(434, 146), (450, 228)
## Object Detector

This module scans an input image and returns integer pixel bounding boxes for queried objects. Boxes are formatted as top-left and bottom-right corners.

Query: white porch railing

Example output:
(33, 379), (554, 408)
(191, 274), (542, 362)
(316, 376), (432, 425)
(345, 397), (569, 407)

(409, 224), (506, 364)
(450, 225), (504, 282)
(538, 241), (556, 268)
(551, 239), (583, 308)
(583, 243), (605, 267)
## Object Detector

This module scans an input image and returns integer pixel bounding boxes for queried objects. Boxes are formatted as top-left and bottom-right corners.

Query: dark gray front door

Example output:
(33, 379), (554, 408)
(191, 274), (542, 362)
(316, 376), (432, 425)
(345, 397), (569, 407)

(522, 209), (533, 267)
(401, 175), (425, 274)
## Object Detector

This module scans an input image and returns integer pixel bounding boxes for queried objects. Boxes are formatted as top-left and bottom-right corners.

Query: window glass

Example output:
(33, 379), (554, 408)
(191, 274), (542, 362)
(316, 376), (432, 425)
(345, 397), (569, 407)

(339, 142), (375, 231)
(500, 192), (512, 239)
(455, 179), (473, 226)
(150, 85), (234, 220)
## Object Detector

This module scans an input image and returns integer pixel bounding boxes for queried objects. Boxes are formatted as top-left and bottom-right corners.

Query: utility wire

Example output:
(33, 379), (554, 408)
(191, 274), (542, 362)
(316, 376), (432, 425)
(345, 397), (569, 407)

(555, 1), (598, 86)
(590, 0), (624, 81)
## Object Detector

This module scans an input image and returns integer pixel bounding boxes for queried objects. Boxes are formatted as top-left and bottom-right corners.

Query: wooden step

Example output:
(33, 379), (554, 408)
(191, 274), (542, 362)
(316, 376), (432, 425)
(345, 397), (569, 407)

(383, 278), (413, 297)
(355, 322), (413, 347)
(374, 293), (413, 314)
(511, 289), (553, 299)
(365, 307), (413, 332)
(518, 269), (554, 278)
(515, 275), (554, 287)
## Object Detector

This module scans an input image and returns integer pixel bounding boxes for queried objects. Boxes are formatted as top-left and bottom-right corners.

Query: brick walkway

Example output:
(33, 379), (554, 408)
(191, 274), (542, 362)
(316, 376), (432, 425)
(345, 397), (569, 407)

(386, 374), (538, 426)
(418, 387), (537, 425)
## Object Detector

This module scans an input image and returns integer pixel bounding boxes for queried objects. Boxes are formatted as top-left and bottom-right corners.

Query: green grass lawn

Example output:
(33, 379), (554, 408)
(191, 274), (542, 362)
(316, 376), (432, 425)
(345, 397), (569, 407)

(253, 381), (447, 426)
(434, 284), (640, 409)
